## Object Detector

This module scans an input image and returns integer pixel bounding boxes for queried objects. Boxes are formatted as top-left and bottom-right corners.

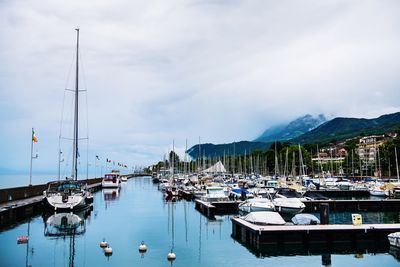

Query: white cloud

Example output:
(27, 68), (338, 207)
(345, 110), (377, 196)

(0, 0), (399, 172)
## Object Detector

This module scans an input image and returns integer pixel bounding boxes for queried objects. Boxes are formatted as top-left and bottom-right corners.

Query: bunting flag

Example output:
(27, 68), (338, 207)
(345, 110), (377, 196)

(32, 129), (38, 143)
(96, 155), (100, 160)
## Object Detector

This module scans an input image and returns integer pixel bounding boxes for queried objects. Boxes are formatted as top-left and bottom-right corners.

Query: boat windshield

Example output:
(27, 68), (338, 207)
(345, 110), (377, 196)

(104, 174), (118, 180)
(207, 188), (224, 194)
(48, 182), (81, 192)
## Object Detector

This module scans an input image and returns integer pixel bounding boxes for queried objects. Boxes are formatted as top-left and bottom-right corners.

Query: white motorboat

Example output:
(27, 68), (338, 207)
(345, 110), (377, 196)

(102, 173), (121, 188)
(238, 198), (275, 213)
(201, 186), (228, 202)
(120, 176), (128, 182)
(242, 211), (286, 225)
(272, 197), (305, 215)
(388, 232), (400, 247)
(369, 186), (386, 197)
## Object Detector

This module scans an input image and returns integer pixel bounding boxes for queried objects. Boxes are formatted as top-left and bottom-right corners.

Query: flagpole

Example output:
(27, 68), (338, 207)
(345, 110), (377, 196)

(29, 128), (34, 186)
(95, 156), (97, 179)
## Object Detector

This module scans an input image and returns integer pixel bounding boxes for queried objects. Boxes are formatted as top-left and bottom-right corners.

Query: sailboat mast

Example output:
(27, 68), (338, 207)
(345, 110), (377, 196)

(72, 28), (79, 180)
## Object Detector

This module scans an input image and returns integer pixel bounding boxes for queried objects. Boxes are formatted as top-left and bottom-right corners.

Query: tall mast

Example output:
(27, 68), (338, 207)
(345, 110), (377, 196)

(72, 28), (79, 180)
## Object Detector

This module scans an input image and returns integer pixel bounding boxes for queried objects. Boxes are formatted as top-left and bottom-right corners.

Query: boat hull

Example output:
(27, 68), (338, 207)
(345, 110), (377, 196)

(44, 194), (88, 211)
(101, 180), (121, 188)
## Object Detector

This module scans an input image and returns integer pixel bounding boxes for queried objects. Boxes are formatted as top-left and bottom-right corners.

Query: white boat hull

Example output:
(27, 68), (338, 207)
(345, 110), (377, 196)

(45, 194), (87, 210)
(273, 198), (305, 215)
(369, 189), (386, 197)
(102, 180), (121, 188)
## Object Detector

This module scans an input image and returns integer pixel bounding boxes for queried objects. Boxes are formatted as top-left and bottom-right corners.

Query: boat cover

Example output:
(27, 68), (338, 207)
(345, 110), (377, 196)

(242, 211), (285, 225)
(291, 213), (320, 225)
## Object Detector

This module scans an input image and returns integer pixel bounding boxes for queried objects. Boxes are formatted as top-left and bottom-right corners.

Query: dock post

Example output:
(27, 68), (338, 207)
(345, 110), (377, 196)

(320, 203), (329, 225)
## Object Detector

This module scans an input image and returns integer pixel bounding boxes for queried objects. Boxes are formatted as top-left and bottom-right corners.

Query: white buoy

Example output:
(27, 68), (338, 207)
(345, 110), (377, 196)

(139, 241), (147, 253)
(167, 250), (176, 261)
(104, 245), (113, 255)
(100, 239), (108, 248)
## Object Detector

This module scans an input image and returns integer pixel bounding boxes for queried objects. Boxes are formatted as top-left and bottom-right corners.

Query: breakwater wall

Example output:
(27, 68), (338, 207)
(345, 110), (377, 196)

(0, 178), (103, 204)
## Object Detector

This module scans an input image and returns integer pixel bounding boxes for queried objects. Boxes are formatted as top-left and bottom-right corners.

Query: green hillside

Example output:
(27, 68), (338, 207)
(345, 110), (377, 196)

(292, 112), (400, 144)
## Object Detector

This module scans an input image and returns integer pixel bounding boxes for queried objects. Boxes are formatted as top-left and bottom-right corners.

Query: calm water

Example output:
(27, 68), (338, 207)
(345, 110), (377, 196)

(0, 176), (399, 267)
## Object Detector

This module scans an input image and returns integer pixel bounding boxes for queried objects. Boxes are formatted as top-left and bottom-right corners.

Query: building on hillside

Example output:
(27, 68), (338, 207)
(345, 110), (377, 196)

(357, 135), (385, 164)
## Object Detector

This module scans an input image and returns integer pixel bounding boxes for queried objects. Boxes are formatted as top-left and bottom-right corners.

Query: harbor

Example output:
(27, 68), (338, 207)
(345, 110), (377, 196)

(2, 1), (400, 266)
(1, 176), (400, 267)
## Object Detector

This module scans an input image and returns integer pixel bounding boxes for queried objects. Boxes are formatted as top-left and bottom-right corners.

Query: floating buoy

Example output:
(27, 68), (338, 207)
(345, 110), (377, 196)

(17, 236), (29, 244)
(167, 250), (176, 261)
(104, 245), (113, 255)
(100, 239), (108, 248)
(139, 241), (147, 252)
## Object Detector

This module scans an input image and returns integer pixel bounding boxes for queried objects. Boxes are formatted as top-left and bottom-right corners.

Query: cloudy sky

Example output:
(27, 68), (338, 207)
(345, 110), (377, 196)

(1, 0), (400, 173)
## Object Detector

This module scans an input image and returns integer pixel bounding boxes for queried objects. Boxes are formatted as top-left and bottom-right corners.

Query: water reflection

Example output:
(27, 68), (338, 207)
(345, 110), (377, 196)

(233, 235), (391, 264)
(103, 188), (120, 202)
(42, 207), (92, 267)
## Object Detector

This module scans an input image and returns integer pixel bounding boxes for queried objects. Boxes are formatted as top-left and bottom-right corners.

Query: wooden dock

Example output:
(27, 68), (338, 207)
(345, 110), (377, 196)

(231, 216), (400, 250)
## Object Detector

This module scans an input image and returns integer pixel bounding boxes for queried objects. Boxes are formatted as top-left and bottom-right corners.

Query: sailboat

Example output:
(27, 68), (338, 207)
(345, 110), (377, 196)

(44, 28), (91, 211)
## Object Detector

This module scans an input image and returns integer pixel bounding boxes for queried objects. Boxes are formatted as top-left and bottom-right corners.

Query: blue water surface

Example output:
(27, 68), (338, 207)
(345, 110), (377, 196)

(0, 176), (399, 267)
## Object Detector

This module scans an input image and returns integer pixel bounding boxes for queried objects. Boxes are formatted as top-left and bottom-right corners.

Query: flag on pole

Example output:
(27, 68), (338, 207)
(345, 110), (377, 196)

(32, 129), (38, 143)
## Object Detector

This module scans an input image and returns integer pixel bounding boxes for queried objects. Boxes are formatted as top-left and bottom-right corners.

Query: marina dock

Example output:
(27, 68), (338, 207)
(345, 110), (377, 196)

(303, 199), (400, 212)
(231, 216), (400, 249)
(195, 199), (242, 217)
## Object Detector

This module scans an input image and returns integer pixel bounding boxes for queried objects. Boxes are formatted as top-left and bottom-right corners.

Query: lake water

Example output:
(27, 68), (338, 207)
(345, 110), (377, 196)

(0, 176), (399, 266)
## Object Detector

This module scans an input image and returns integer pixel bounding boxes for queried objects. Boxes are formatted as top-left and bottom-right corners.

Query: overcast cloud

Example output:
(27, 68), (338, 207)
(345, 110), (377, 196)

(1, 0), (399, 172)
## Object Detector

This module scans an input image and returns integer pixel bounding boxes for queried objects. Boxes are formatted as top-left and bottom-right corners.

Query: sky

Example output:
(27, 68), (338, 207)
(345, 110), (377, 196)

(1, 0), (400, 174)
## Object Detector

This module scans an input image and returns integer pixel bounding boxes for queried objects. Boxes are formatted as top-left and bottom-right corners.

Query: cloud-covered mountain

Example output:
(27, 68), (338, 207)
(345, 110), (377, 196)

(255, 114), (327, 142)
(292, 112), (400, 144)
(187, 112), (400, 159)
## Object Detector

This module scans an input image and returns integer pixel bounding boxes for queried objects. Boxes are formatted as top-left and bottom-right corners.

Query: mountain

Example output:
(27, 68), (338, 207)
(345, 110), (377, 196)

(186, 112), (400, 159)
(187, 141), (270, 159)
(255, 114), (327, 142)
(292, 112), (400, 144)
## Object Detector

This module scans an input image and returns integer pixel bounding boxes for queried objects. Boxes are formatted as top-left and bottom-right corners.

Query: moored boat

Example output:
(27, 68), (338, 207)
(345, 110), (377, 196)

(102, 173), (121, 188)
(388, 232), (400, 247)
(44, 180), (91, 211)
(238, 198), (275, 213)
(44, 29), (91, 211)
(272, 197), (305, 215)
(241, 211), (286, 225)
